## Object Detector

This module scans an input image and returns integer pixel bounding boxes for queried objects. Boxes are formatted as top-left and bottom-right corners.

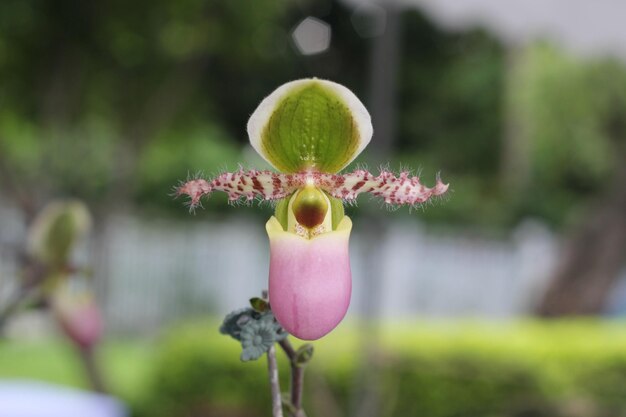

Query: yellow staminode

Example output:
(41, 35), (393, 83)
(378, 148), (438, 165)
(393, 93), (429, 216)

(292, 185), (329, 229)
(287, 186), (332, 239)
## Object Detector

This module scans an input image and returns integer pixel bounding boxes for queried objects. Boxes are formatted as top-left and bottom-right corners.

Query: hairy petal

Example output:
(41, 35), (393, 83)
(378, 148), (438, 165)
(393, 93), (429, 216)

(316, 169), (449, 206)
(176, 168), (448, 209)
(175, 170), (301, 209)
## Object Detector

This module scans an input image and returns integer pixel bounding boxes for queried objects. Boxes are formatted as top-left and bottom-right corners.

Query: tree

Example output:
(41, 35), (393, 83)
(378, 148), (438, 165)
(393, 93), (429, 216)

(0, 0), (294, 216)
(508, 44), (626, 314)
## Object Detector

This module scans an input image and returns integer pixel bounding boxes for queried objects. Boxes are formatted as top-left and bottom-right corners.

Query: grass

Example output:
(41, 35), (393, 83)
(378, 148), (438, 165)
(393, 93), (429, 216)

(0, 338), (155, 405)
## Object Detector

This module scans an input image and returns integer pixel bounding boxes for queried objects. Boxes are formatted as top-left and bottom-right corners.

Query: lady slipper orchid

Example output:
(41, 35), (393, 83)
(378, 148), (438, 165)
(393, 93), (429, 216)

(52, 287), (103, 350)
(177, 79), (448, 340)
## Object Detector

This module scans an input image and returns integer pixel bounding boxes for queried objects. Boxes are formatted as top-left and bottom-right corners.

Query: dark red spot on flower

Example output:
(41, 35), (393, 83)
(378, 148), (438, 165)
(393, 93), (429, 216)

(252, 177), (264, 193)
(352, 181), (366, 191)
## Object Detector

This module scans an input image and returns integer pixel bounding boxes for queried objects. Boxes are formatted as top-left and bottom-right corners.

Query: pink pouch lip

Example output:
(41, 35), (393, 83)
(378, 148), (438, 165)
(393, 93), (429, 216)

(266, 216), (352, 340)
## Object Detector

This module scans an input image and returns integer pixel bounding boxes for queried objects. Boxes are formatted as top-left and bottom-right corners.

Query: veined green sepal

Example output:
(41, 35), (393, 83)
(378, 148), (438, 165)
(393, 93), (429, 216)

(248, 79), (373, 173)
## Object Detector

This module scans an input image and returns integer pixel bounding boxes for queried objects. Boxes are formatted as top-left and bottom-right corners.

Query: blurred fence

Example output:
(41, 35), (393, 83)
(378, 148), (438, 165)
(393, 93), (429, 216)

(1, 197), (572, 335)
(0, 201), (25, 312)
(97, 214), (559, 334)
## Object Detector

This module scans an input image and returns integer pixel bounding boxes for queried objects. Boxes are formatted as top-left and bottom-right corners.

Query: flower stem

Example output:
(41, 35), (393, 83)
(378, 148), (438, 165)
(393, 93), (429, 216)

(77, 345), (107, 394)
(279, 338), (307, 417)
(0, 286), (44, 335)
(267, 345), (284, 417)
(0, 290), (26, 333)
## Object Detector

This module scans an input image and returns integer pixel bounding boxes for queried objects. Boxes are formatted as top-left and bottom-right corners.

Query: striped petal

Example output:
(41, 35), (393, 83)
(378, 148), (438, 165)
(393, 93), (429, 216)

(247, 78), (373, 174)
(316, 169), (449, 206)
(176, 169), (448, 210)
(266, 216), (352, 340)
(175, 170), (299, 209)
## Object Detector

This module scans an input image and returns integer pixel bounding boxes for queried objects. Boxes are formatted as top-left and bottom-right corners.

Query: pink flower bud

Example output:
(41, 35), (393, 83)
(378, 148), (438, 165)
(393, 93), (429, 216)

(53, 291), (103, 350)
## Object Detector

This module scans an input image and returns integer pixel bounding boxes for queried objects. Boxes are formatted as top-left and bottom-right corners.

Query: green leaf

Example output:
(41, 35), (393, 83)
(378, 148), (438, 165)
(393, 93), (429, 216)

(294, 344), (314, 367)
(249, 297), (270, 313)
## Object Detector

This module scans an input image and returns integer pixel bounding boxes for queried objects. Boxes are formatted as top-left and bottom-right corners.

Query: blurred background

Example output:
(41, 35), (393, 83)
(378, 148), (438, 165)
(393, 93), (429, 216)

(1, 0), (626, 416)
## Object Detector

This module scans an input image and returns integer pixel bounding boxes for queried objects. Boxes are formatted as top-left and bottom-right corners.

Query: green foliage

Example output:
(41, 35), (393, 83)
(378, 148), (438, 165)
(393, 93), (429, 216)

(141, 327), (273, 417)
(3, 322), (626, 417)
(516, 44), (623, 185)
(390, 18), (508, 228)
(143, 320), (626, 417)
(135, 126), (241, 211)
(396, 18), (505, 177)
(0, 340), (154, 408)
(0, 0), (296, 207)
(506, 44), (626, 226)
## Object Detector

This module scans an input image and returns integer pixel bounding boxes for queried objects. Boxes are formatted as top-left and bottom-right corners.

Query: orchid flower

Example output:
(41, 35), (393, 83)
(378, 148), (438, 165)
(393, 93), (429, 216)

(177, 79), (448, 340)
(52, 286), (103, 350)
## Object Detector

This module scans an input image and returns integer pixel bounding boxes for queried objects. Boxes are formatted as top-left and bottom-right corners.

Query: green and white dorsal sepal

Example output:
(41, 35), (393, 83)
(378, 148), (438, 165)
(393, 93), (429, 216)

(247, 78), (373, 174)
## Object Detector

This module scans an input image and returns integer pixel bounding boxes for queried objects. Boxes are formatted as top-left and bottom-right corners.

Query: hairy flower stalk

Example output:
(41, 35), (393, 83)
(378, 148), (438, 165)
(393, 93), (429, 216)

(177, 78), (448, 340)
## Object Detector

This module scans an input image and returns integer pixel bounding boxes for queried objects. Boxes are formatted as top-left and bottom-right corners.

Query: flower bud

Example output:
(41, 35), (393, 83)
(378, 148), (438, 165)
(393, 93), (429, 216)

(52, 286), (103, 350)
(28, 200), (91, 269)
